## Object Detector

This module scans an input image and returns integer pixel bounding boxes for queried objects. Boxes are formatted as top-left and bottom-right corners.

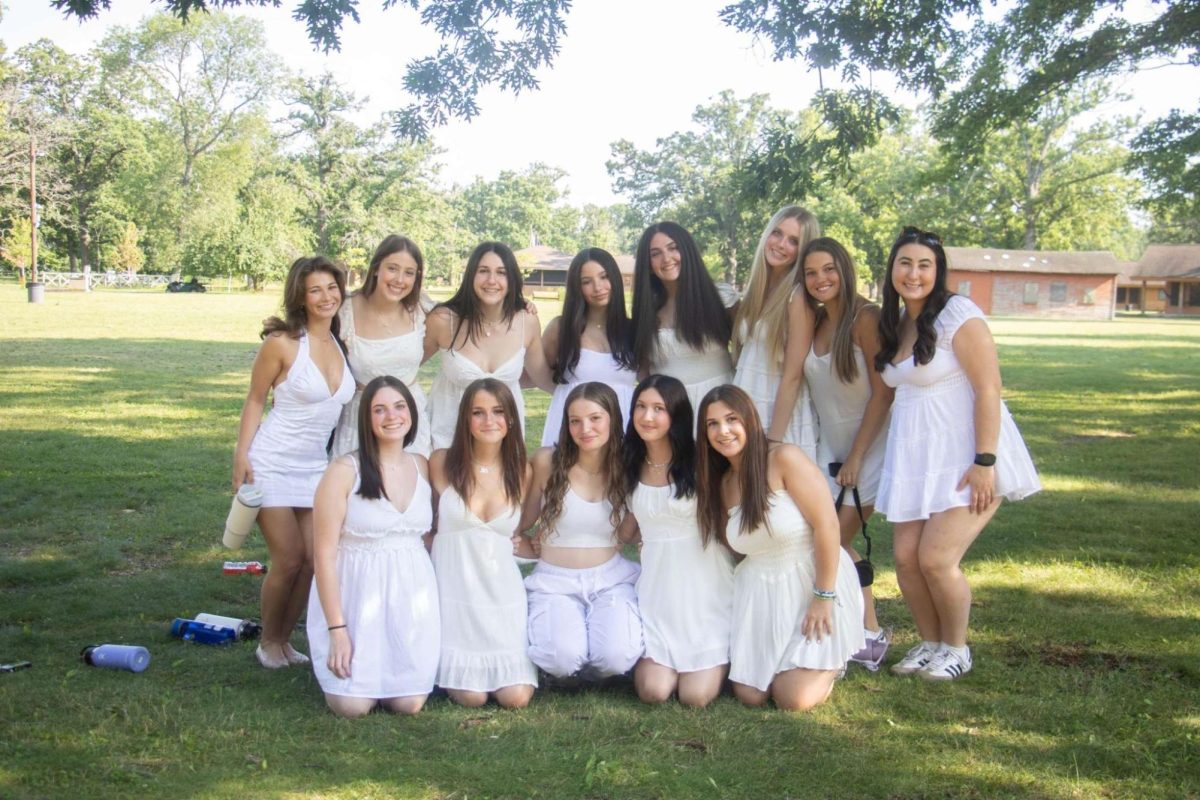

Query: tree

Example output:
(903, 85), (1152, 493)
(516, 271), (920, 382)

(2, 215), (32, 280)
(456, 163), (577, 252)
(111, 220), (143, 274)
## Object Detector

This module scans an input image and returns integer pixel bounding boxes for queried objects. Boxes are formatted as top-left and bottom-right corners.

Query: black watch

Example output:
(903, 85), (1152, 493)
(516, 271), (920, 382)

(974, 452), (997, 467)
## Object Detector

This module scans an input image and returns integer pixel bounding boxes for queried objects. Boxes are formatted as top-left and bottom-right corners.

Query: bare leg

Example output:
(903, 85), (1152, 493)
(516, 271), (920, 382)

(279, 509), (315, 655)
(771, 668), (838, 712)
(732, 681), (770, 707)
(676, 664), (727, 708)
(634, 658), (678, 704)
(447, 689), (489, 708)
(493, 684), (535, 709)
(381, 694), (428, 715)
(324, 694), (377, 718)
(257, 507), (308, 662)
(892, 520), (941, 642)
(918, 502), (999, 647)
(838, 502), (880, 631)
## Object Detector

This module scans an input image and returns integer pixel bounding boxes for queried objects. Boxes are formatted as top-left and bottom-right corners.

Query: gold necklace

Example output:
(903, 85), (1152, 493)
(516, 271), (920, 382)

(472, 459), (501, 474)
(575, 462), (602, 477)
(644, 456), (669, 469)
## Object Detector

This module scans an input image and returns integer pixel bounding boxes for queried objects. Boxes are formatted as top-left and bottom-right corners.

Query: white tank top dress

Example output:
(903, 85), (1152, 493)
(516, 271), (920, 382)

(542, 348), (638, 447)
(733, 314), (818, 460)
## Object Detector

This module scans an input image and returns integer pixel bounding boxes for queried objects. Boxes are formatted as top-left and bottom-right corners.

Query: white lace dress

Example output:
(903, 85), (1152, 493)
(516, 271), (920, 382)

(630, 482), (734, 672)
(542, 349), (638, 446)
(332, 299), (431, 458)
(733, 317), (818, 460)
(877, 296), (1041, 522)
(432, 488), (538, 691)
(307, 458), (439, 698)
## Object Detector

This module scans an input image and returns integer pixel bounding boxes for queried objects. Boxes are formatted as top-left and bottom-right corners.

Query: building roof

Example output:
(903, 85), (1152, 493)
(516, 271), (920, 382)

(515, 245), (635, 276)
(1117, 260), (1166, 286)
(1133, 244), (1200, 280)
(946, 247), (1121, 276)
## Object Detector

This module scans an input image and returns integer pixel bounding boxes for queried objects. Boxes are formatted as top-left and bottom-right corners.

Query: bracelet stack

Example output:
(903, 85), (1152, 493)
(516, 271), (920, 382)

(812, 588), (836, 601)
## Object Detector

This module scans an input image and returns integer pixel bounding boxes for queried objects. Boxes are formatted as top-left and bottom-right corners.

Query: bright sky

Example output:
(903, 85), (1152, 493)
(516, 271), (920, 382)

(4, 1), (1197, 207)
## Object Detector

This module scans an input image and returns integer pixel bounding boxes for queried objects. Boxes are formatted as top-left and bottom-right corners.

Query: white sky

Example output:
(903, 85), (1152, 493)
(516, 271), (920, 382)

(3, 0), (1197, 207)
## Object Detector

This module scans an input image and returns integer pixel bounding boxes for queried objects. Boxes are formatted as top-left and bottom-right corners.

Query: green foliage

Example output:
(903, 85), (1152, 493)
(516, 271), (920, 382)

(1, 215), (31, 268)
(456, 163), (578, 253)
(111, 221), (143, 273)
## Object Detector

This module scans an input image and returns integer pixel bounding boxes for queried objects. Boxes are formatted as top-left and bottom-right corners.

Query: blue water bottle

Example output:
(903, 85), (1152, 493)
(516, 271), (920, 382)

(170, 618), (238, 645)
(82, 644), (151, 672)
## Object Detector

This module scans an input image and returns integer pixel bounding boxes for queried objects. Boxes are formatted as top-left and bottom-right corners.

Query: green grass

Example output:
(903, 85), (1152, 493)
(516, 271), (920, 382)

(1, 286), (1198, 799)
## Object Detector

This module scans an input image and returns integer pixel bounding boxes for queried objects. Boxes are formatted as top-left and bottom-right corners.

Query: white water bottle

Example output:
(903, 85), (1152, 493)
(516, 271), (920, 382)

(194, 613), (262, 640)
(223, 484), (263, 549)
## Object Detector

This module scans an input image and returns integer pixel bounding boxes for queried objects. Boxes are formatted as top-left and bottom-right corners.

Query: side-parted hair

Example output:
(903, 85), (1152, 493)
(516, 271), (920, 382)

(437, 241), (524, 348)
(802, 237), (870, 383)
(553, 247), (636, 383)
(356, 376), (418, 501)
(261, 256), (348, 347)
(622, 374), (696, 501)
(360, 235), (424, 312)
(695, 385), (772, 548)
(732, 206), (820, 366)
(631, 222), (731, 373)
(875, 227), (954, 372)
(444, 378), (526, 509)
(539, 382), (626, 534)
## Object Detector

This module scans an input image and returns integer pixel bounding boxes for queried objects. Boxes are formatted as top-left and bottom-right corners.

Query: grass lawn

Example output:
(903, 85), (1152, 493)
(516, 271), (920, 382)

(0, 285), (1197, 799)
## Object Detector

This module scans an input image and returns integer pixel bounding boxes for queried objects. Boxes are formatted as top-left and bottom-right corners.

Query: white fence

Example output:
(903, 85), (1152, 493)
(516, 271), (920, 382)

(38, 271), (173, 289)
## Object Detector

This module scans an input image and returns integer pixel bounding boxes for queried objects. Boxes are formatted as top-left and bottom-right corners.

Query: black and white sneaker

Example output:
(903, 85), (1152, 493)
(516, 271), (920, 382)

(920, 646), (972, 681)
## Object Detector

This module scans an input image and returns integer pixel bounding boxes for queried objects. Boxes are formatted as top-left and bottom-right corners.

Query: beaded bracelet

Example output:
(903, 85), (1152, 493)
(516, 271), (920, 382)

(812, 588), (836, 601)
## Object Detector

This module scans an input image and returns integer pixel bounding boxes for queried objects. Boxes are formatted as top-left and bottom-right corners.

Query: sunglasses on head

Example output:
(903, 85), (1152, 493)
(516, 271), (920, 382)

(900, 226), (942, 246)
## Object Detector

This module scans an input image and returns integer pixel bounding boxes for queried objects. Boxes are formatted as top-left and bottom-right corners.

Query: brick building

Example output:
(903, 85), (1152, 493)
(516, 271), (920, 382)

(944, 247), (1119, 320)
(1116, 260), (1168, 313)
(516, 245), (634, 291)
(1132, 245), (1200, 316)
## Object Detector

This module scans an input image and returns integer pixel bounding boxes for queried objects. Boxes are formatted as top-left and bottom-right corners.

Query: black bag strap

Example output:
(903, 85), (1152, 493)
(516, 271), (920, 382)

(834, 484), (871, 562)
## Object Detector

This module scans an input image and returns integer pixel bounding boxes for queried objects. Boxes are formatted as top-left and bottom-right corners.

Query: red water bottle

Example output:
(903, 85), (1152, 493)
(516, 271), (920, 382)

(222, 560), (267, 575)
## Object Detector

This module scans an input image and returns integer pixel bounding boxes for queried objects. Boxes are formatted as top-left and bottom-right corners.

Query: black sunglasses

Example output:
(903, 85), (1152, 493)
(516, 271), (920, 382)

(900, 226), (942, 246)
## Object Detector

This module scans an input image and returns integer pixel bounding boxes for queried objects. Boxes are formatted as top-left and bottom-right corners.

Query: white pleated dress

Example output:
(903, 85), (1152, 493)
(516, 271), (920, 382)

(804, 344), (890, 504)
(247, 331), (354, 508)
(542, 349), (638, 446)
(630, 482), (734, 672)
(650, 330), (733, 417)
(431, 488), (538, 692)
(307, 458), (439, 699)
(726, 490), (865, 692)
(429, 344), (526, 450)
(876, 296), (1041, 523)
(734, 319), (818, 461)
(332, 299), (431, 458)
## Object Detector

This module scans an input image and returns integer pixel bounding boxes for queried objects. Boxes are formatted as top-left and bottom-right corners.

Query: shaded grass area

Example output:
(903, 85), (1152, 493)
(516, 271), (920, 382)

(1, 288), (1198, 799)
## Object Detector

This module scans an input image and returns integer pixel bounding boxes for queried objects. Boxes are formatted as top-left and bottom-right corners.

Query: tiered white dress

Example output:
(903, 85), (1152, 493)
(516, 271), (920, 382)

(630, 482), (734, 672)
(542, 349), (638, 446)
(726, 489), (865, 691)
(332, 299), (431, 458)
(734, 317), (818, 460)
(429, 342), (526, 450)
(431, 488), (538, 691)
(804, 344), (890, 504)
(877, 296), (1041, 523)
(307, 458), (439, 698)
(650, 331), (733, 417)
(247, 331), (354, 507)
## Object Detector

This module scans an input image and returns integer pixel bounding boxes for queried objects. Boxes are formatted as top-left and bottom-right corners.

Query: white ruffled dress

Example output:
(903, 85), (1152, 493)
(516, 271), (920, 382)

(734, 317), (818, 460)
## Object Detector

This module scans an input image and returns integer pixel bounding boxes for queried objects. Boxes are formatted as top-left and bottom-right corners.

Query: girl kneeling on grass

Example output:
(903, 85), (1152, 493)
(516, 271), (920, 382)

(697, 385), (864, 711)
(518, 382), (645, 680)
(308, 376), (439, 717)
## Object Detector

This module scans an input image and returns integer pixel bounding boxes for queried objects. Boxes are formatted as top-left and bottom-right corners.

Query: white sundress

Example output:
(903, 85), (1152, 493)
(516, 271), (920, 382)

(733, 315), (818, 461)
(726, 489), (865, 692)
(542, 349), (638, 447)
(650, 329), (733, 419)
(804, 343), (890, 505)
(431, 487), (538, 692)
(332, 299), (431, 458)
(630, 482), (734, 673)
(876, 295), (1041, 523)
(247, 330), (354, 508)
(307, 457), (439, 699)
(428, 317), (527, 450)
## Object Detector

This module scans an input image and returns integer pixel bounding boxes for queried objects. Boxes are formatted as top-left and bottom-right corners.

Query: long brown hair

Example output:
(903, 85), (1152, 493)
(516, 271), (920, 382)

(695, 385), (772, 547)
(802, 237), (869, 383)
(261, 256), (348, 346)
(876, 227), (954, 372)
(539, 382), (626, 534)
(356, 376), (418, 501)
(444, 378), (526, 509)
(359, 235), (424, 312)
(436, 241), (524, 348)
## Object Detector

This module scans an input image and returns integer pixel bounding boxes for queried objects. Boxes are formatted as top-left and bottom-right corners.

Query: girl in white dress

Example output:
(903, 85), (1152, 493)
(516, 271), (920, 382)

(333, 235), (432, 458)
(518, 382), (644, 679)
(696, 385), (864, 711)
(233, 256), (354, 670)
(875, 227), (1041, 681)
(541, 248), (637, 446)
(309, 376), (438, 716)
(429, 378), (537, 708)
(618, 375), (734, 707)
(800, 237), (895, 669)
(732, 206), (820, 457)
(427, 241), (554, 450)
(630, 222), (736, 415)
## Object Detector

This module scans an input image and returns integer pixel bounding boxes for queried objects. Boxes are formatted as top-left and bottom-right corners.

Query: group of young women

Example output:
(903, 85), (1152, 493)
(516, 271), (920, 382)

(232, 211), (1040, 714)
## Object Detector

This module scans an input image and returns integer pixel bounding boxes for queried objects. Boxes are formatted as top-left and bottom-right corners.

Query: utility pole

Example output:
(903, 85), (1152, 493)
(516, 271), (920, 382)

(27, 134), (44, 303)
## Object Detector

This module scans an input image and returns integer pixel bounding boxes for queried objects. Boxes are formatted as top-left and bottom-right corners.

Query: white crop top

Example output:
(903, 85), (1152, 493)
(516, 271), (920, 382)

(543, 487), (618, 548)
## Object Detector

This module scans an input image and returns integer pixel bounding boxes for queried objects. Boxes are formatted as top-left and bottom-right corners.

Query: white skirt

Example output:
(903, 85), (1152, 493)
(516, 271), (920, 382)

(638, 535), (734, 673)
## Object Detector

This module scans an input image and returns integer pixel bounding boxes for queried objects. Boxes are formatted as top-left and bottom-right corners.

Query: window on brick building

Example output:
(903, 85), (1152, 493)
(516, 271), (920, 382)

(958, 280), (971, 297)
(1050, 282), (1067, 304)
(1082, 288), (1095, 305)
(1023, 282), (1038, 304)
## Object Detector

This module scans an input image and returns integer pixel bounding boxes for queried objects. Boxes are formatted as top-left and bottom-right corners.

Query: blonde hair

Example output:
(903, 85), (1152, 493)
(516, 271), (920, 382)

(732, 206), (820, 366)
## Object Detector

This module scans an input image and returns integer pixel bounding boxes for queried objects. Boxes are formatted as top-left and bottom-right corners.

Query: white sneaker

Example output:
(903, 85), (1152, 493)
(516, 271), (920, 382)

(890, 642), (938, 675)
(921, 646), (972, 681)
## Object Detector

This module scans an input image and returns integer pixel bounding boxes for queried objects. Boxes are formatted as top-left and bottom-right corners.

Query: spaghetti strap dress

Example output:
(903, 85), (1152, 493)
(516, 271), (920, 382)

(726, 489), (865, 692)
(332, 298), (431, 458)
(734, 313), (818, 461)
(650, 330), (732, 418)
(432, 488), (538, 691)
(247, 330), (354, 508)
(542, 349), (638, 446)
(428, 315), (527, 450)
(307, 456), (439, 699)
(876, 296), (1041, 523)
(630, 482), (734, 672)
